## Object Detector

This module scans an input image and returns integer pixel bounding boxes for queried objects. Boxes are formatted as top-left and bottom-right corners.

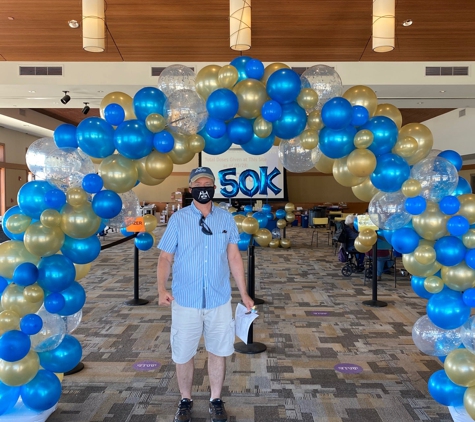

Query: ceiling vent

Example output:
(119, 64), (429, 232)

(425, 66), (469, 76)
(19, 66), (63, 76)
(151, 66), (194, 77)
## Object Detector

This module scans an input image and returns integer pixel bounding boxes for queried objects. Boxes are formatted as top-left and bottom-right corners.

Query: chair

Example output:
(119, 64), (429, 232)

(310, 217), (331, 247)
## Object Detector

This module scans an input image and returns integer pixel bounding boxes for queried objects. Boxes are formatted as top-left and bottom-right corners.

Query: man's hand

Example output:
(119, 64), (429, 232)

(158, 290), (174, 306)
(241, 293), (254, 312)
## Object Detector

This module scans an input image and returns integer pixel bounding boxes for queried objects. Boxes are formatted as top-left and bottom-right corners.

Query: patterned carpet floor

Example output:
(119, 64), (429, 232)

(46, 225), (452, 422)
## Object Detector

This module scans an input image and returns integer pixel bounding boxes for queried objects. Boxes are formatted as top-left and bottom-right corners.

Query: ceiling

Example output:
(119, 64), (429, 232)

(0, 0), (473, 131)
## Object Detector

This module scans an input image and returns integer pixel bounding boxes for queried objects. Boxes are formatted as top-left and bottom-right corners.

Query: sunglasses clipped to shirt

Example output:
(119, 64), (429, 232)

(199, 215), (213, 235)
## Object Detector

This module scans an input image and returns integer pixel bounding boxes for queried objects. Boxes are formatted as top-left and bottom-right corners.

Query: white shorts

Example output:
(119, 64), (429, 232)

(170, 299), (235, 364)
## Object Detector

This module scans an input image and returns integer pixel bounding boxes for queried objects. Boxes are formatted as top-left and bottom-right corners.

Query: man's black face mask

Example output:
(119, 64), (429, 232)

(191, 186), (215, 204)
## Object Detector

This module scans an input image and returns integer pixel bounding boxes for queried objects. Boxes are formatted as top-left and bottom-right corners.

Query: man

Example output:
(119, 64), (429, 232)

(157, 166), (254, 422)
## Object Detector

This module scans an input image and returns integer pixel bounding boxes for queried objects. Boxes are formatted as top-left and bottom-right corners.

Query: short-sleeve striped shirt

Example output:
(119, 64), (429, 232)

(158, 202), (240, 309)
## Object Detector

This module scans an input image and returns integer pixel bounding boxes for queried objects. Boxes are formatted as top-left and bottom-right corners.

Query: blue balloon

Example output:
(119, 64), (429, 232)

(152, 131), (174, 153)
(38, 334), (82, 373)
(227, 117), (254, 145)
(92, 190), (123, 219)
(371, 153), (410, 192)
(241, 132), (275, 155)
(54, 123), (77, 148)
(239, 169), (259, 197)
(362, 116), (399, 157)
(135, 232), (154, 251)
(238, 232), (252, 251)
(262, 204), (272, 213)
(199, 128), (232, 155)
(427, 288), (470, 329)
(438, 150), (463, 172)
(381, 229), (394, 244)
(434, 236), (466, 267)
(20, 314), (43, 336)
(1, 206), (27, 240)
(81, 174), (103, 194)
(230, 56), (252, 82)
(17, 180), (54, 219)
(391, 227), (420, 254)
(0, 381), (20, 416)
(463, 288), (475, 306)
(404, 196), (426, 215)
(351, 105), (369, 127)
(411, 275), (433, 300)
(275, 209), (286, 220)
(452, 177), (472, 196)
(114, 119), (153, 159)
(245, 59), (264, 80)
(465, 250), (475, 270)
(447, 215), (470, 236)
(266, 69), (301, 105)
(61, 234), (102, 265)
(206, 88), (239, 121)
(120, 227), (135, 237)
(57, 281), (86, 316)
(321, 97), (353, 130)
(104, 103), (125, 126)
(243, 205), (253, 213)
(439, 195), (460, 215)
(319, 126), (356, 159)
(428, 369), (467, 407)
(20, 370), (62, 412)
(273, 102), (307, 140)
(76, 117), (115, 159)
(204, 117), (227, 139)
(253, 212), (269, 229)
(13, 262), (38, 287)
(44, 292), (66, 313)
(261, 100), (282, 123)
(0, 330), (31, 362)
(38, 254), (76, 293)
(133, 87), (167, 121)
(44, 188), (66, 211)
(0, 277), (7, 295)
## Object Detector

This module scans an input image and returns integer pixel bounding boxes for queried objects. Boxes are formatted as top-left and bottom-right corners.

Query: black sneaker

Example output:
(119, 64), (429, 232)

(174, 398), (193, 422)
(209, 399), (227, 422)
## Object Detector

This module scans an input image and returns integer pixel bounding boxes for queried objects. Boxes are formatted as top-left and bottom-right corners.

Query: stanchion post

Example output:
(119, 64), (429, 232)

(363, 242), (388, 308)
(124, 245), (149, 306)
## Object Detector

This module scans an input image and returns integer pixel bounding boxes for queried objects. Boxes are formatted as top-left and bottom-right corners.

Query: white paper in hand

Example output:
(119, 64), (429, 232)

(235, 303), (259, 344)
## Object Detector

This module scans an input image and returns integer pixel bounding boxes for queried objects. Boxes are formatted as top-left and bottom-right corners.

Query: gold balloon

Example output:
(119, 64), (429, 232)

(0, 350), (40, 387)
(300, 129), (319, 150)
(463, 229), (475, 249)
(297, 88), (319, 111)
(60, 203), (101, 239)
(145, 150), (174, 180)
(315, 152), (335, 174)
(424, 275), (444, 293)
(445, 349), (475, 387)
(241, 217), (259, 235)
(464, 387), (475, 420)
(280, 238), (291, 249)
(352, 178), (380, 202)
(217, 65), (239, 89)
(234, 214), (246, 232)
(145, 113), (167, 133)
(354, 129), (374, 149)
(253, 117), (273, 138)
(401, 179), (422, 197)
(0, 310), (20, 336)
(74, 263), (92, 281)
(402, 250), (441, 277)
(392, 136), (418, 158)
(276, 219), (287, 229)
(285, 212), (295, 223)
(254, 228), (272, 247)
(354, 238), (372, 253)
(90, 157), (103, 165)
(143, 214), (158, 233)
(459, 194), (475, 224)
(261, 62), (290, 85)
(358, 228), (377, 247)
(246, 212), (254, 218)
(1, 284), (43, 317)
(168, 133), (195, 165)
(269, 239), (280, 248)
(398, 123), (434, 166)
(195, 65), (221, 100)
(135, 156), (165, 186)
(307, 110), (324, 131)
(285, 203), (295, 213)
(40, 209), (62, 228)
(66, 187), (88, 207)
(23, 283), (44, 304)
(0, 241), (39, 280)
(375, 103), (402, 129)
(99, 154), (138, 193)
(333, 157), (366, 188)
(100, 91), (136, 121)
(5, 213), (31, 234)
(233, 79), (268, 119)
(346, 149), (376, 178)
(24, 221), (64, 257)
(188, 134), (205, 153)
(412, 202), (448, 241)
(228, 207), (237, 214)
(442, 262), (475, 292)
(343, 85), (378, 117)
(414, 244), (436, 265)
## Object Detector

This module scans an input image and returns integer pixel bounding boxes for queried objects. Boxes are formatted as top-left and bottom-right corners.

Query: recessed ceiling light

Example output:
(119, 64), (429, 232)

(402, 19), (413, 27)
(8, 17), (14, 21)
(97, 90), (104, 93)
(28, 90), (35, 93)
(68, 20), (80, 29)
(440, 90), (446, 93)
(417, 102), (424, 105)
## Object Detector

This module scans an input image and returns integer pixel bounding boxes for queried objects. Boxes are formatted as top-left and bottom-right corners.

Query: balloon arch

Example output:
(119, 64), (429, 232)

(1, 56), (475, 418)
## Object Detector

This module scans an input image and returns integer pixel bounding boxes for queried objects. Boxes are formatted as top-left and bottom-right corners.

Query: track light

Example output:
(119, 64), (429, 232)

(61, 91), (71, 104)
(82, 102), (90, 115)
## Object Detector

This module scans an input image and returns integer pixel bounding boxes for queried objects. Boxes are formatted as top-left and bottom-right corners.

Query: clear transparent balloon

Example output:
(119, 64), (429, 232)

(410, 156), (458, 202)
(61, 310), (82, 334)
(30, 307), (66, 352)
(108, 190), (140, 229)
(412, 314), (462, 356)
(278, 136), (318, 173)
(164, 89), (208, 135)
(25, 137), (58, 179)
(368, 190), (412, 230)
(461, 315), (475, 353)
(271, 228), (281, 239)
(157, 64), (196, 97)
(300, 65), (343, 111)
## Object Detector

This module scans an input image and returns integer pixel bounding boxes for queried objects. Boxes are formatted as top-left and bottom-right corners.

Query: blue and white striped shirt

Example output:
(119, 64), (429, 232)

(158, 202), (240, 309)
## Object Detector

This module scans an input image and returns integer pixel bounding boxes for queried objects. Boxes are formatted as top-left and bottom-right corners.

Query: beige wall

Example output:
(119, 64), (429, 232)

(0, 127), (38, 164)
(5, 168), (28, 207)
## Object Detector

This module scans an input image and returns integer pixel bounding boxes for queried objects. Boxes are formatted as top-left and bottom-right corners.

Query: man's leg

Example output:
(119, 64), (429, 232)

(208, 352), (226, 400)
(176, 358), (194, 399)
